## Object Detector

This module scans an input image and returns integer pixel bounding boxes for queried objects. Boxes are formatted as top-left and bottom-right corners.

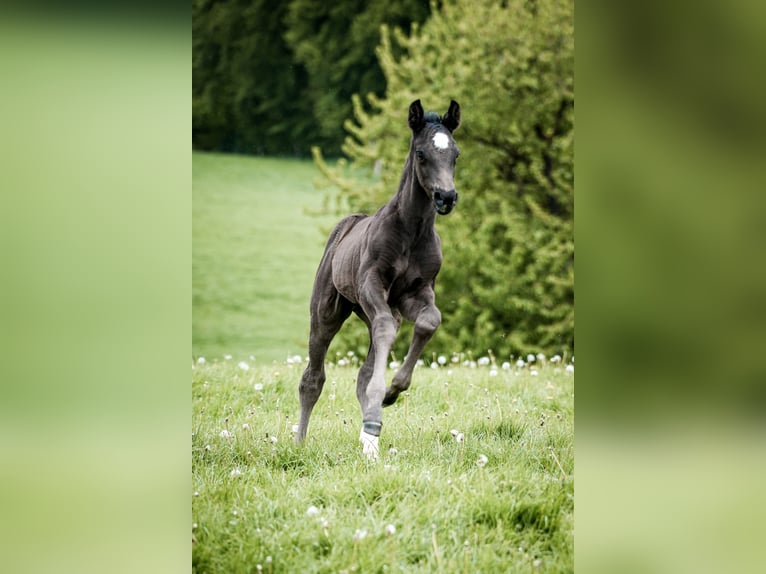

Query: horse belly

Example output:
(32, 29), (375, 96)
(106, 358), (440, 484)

(331, 247), (360, 304)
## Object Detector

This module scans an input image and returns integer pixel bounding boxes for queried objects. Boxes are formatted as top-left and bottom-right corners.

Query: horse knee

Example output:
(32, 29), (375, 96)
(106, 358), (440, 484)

(372, 315), (398, 344)
(415, 306), (441, 337)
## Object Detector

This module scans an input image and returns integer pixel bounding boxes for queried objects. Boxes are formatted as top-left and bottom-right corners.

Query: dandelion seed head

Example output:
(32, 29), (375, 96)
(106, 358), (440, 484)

(385, 524), (397, 536)
(502, 362), (511, 370)
(204, 444), (211, 451)
(565, 364), (574, 373)
(516, 359), (525, 368)
(306, 505), (320, 517)
(527, 354), (536, 363)
(197, 357), (206, 364)
(230, 467), (242, 477)
(219, 429), (232, 439)
(476, 454), (489, 468)
(530, 369), (539, 376)
(478, 356), (490, 366)
(238, 361), (250, 371)
(353, 528), (368, 541)
(438, 355), (447, 365)
(489, 369), (498, 377)
(253, 383), (263, 391)
(224, 354), (232, 360)
(242, 423), (249, 430)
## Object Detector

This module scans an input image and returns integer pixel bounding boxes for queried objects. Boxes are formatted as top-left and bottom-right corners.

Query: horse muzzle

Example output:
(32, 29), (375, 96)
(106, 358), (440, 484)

(434, 189), (458, 215)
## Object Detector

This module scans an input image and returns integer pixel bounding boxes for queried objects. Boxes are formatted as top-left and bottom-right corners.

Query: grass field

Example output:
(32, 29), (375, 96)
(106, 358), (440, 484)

(193, 152), (339, 362)
(192, 354), (574, 573)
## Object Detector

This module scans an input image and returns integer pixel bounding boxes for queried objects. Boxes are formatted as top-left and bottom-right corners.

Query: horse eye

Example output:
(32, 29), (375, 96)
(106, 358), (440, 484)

(416, 150), (425, 161)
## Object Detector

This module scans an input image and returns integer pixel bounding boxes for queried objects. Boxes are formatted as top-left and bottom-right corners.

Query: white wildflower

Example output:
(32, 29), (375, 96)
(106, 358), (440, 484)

(551, 354), (561, 363)
(385, 524), (397, 536)
(536, 353), (546, 361)
(456, 433), (465, 443)
(238, 361), (250, 371)
(489, 369), (498, 377)
(204, 444), (211, 451)
(388, 447), (398, 455)
(242, 423), (249, 430)
(438, 355), (448, 365)
(269, 436), (278, 444)
(430, 362), (438, 369)
(389, 360), (401, 369)
(516, 359), (525, 368)
(353, 529), (368, 541)
(306, 505), (320, 517)
(292, 424), (300, 434)
(476, 454), (489, 468)
(219, 429), (232, 439)
(565, 364), (574, 373)
(254, 383), (264, 391)
(530, 369), (539, 376)
(197, 357), (206, 364)
(478, 356), (490, 366)
(230, 467), (242, 477)
(502, 362), (511, 370)
(224, 354), (232, 360)
(527, 354), (536, 363)
(450, 429), (460, 437)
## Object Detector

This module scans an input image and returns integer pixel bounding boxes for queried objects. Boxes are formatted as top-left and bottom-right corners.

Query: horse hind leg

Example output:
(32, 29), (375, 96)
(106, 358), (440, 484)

(296, 284), (351, 444)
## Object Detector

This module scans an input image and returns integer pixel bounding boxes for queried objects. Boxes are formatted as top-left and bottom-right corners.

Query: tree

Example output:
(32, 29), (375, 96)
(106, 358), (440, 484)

(316, 0), (574, 358)
(284, 0), (431, 155)
(193, 0), (315, 155)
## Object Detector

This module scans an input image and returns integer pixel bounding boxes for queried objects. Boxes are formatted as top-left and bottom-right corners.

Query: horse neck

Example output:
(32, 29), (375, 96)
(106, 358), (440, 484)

(389, 151), (436, 233)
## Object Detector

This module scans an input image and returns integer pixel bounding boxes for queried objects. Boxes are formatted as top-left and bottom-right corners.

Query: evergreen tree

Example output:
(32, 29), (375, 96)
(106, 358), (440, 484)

(316, 0), (574, 358)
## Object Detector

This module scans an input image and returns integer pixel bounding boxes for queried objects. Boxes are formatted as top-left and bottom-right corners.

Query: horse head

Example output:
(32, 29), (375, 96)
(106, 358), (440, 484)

(408, 99), (461, 215)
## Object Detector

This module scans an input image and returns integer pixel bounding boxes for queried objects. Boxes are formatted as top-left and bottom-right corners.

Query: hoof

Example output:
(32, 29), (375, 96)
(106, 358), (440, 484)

(382, 388), (399, 407)
(359, 429), (379, 460)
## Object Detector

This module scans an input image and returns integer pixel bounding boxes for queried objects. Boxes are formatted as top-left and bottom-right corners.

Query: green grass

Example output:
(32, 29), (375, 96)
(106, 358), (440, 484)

(193, 152), (339, 362)
(192, 354), (574, 573)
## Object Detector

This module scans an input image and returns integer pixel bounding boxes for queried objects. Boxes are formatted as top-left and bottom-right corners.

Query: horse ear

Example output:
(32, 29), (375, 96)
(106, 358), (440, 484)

(442, 100), (461, 133)
(408, 99), (425, 132)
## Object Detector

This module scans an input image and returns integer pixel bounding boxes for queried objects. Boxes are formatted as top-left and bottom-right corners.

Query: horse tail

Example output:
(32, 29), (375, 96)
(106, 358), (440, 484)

(324, 213), (367, 254)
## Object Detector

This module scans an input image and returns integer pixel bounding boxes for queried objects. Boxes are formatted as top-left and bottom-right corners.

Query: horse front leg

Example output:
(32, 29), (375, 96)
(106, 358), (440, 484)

(384, 287), (441, 407)
(357, 278), (399, 459)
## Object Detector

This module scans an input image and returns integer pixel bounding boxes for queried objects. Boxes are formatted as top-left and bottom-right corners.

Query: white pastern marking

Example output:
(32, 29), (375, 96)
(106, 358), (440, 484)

(359, 429), (380, 460)
(432, 132), (449, 150)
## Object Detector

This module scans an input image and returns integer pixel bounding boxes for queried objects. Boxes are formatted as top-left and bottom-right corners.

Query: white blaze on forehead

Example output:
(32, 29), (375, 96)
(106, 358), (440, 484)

(432, 131), (450, 150)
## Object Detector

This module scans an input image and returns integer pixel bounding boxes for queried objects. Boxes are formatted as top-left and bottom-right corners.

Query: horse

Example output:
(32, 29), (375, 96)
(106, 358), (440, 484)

(295, 99), (461, 458)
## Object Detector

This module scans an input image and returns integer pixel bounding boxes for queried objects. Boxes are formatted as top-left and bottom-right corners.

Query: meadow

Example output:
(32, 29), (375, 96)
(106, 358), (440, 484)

(192, 353), (573, 573)
(193, 152), (574, 572)
(193, 152), (339, 362)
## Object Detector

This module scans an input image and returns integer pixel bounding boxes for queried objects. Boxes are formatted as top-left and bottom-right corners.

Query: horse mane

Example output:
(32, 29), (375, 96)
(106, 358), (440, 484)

(423, 111), (442, 125)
